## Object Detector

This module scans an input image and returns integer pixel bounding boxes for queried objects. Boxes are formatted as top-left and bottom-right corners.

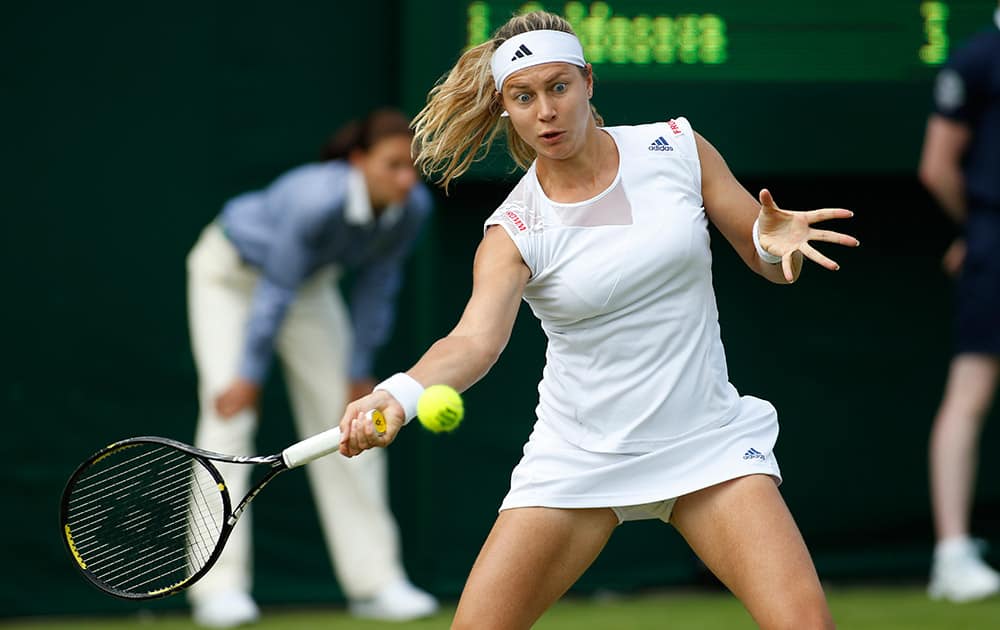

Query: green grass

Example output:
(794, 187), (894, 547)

(3, 587), (999, 629)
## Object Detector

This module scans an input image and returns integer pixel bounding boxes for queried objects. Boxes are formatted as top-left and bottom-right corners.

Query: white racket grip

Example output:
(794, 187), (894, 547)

(281, 426), (343, 469)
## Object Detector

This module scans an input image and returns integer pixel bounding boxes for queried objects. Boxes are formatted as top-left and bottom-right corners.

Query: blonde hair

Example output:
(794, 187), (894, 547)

(411, 11), (603, 191)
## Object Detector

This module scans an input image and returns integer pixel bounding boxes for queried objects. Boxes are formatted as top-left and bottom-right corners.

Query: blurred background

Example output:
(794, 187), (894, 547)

(4, 0), (999, 624)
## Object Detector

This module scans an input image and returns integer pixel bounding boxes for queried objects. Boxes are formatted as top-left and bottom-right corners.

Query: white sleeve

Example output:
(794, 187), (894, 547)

(483, 203), (537, 277)
(663, 116), (702, 195)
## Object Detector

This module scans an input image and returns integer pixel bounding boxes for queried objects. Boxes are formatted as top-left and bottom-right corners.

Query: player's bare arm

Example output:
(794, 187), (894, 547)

(339, 226), (529, 456)
(409, 225), (529, 390)
(696, 132), (858, 284)
(695, 132), (784, 279)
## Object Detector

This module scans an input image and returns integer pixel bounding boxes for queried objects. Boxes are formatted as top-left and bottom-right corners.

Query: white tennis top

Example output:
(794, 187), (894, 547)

(485, 118), (781, 511)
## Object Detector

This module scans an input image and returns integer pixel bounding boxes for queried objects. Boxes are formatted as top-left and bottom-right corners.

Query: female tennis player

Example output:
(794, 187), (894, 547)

(339, 11), (856, 629)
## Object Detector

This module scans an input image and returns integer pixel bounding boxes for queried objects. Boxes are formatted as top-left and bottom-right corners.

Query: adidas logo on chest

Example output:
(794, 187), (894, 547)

(648, 136), (674, 152)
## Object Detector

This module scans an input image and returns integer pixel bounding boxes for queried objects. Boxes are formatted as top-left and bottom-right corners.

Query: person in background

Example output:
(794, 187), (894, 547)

(337, 11), (857, 630)
(919, 2), (1000, 604)
(185, 108), (438, 627)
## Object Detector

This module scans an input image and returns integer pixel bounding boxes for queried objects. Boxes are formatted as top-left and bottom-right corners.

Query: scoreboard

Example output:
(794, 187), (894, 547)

(400, 1), (994, 176)
(463, 2), (978, 81)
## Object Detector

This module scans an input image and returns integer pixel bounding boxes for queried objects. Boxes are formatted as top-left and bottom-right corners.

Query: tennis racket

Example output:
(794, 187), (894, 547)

(59, 410), (387, 600)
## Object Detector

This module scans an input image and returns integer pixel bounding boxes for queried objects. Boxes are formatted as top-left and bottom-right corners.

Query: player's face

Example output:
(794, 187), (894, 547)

(500, 62), (594, 161)
(353, 134), (418, 210)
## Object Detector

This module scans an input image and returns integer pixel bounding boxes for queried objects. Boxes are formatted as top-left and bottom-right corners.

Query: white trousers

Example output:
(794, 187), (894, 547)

(185, 223), (405, 602)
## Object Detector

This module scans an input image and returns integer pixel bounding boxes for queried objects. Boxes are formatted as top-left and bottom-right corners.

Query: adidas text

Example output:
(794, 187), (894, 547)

(648, 136), (673, 151)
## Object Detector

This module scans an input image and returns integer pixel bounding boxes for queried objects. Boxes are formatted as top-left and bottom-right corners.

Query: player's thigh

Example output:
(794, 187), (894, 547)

(671, 475), (833, 630)
(453, 506), (618, 630)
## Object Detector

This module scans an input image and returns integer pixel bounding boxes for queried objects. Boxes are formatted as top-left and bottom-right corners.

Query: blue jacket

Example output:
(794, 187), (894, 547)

(218, 160), (432, 383)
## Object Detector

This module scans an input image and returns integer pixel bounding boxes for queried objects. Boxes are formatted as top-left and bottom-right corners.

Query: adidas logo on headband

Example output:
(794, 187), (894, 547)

(491, 30), (586, 91)
(511, 44), (533, 61)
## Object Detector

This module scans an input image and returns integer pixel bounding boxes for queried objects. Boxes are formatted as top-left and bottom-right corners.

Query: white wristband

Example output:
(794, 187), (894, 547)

(373, 373), (425, 424)
(752, 218), (782, 264)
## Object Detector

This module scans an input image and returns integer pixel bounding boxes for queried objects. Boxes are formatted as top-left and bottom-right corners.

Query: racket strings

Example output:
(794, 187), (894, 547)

(64, 443), (227, 595)
(70, 456), (193, 536)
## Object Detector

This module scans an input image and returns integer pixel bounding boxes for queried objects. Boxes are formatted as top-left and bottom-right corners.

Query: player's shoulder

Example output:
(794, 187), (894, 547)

(605, 117), (697, 151)
(485, 170), (543, 236)
(606, 117), (695, 136)
(604, 118), (699, 162)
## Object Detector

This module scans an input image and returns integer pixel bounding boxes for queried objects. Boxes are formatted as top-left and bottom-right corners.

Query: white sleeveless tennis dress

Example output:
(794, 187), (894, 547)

(484, 118), (781, 523)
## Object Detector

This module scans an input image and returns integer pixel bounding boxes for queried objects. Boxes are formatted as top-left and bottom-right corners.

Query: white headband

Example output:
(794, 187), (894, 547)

(490, 30), (586, 92)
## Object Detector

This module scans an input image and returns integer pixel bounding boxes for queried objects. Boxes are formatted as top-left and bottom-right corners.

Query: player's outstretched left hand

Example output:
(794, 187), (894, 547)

(756, 189), (860, 282)
(338, 391), (406, 457)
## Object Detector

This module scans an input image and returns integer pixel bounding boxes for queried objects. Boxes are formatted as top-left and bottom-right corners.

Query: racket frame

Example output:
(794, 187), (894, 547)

(60, 436), (288, 600)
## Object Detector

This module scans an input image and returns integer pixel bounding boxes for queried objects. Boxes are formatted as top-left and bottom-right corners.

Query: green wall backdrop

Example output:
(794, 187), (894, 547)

(4, 0), (999, 619)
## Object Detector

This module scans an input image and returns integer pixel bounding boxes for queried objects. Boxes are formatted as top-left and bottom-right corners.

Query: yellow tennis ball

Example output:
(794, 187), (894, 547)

(417, 385), (464, 433)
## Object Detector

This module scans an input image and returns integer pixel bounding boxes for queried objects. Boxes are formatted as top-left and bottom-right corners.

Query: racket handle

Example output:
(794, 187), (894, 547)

(281, 426), (343, 469)
(280, 410), (385, 468)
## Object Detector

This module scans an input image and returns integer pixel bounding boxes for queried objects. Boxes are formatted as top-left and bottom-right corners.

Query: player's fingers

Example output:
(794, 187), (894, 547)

(339, 403), (363, 454)
(338, 417), (354, 457)
(340, 399), (398, 456)
(343, 416), (360, 457)
(806, 208), (852, 224)
(354, 411), (375, 450)
(809, 228), (860, 248)
(357, 409), (390, 450)
(344, 413), (369, 457)
(800, 242), (840, 271)
(758, 189), (780, 213)
(360, 410), (382, 446)
(781, 253), (795, 283)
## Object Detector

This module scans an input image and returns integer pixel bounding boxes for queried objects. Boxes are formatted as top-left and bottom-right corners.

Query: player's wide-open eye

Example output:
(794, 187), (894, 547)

(515, 92), (532, 104)
(552, 82), (567, 93)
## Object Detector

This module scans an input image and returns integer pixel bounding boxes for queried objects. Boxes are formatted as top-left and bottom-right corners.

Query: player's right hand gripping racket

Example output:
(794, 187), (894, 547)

(59, 410), (387, 600)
